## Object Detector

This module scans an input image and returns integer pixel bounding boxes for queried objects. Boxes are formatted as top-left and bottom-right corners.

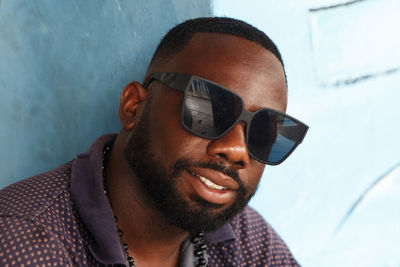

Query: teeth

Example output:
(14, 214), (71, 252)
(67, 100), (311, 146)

(190, 171), (228, 190)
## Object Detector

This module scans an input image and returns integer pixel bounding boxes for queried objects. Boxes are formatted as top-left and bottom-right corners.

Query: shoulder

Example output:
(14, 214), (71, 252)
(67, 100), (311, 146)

(0, 161), (90, 265)
(0, 216), (74, 266)
(207, 206), (300, 266)
(0, 162), (72, 220)
(231, 206), (286, 245)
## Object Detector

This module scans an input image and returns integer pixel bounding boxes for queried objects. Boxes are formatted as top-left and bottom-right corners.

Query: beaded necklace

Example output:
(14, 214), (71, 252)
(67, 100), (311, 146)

(102, 145), (208, 267)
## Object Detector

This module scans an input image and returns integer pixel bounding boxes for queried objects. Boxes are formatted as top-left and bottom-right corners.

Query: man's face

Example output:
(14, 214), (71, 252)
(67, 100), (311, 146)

(124, 33), (287, 232)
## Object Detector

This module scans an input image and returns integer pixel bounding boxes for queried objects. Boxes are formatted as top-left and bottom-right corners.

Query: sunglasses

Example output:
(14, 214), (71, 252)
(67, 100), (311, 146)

(144, 72), (309, 165)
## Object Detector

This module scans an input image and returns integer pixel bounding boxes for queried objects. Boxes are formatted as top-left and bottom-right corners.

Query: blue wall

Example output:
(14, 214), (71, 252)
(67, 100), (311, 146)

(2, 0), (399, 266)
(0, 0), (211, 187)
(214, 0), (400, 266)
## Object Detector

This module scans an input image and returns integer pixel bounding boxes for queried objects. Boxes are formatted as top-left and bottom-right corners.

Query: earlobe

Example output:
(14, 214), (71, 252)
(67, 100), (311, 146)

(119, 81), (148, 131)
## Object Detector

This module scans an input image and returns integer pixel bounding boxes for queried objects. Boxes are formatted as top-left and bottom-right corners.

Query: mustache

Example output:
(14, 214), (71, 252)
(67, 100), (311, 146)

(172, 159), (243, 187)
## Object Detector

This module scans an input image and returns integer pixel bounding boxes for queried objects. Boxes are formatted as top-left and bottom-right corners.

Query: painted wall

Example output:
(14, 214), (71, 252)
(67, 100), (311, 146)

(2, 0), (399, 266)
(214, 0), (400, 266)
(0, 0), (211, 187)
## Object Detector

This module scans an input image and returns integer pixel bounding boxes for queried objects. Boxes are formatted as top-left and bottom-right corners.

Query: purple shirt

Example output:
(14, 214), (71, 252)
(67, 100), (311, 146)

(0, 134), (299, 266)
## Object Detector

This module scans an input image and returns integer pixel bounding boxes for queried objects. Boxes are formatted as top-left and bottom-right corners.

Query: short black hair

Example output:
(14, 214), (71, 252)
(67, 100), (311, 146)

(149, 17), (286, 81)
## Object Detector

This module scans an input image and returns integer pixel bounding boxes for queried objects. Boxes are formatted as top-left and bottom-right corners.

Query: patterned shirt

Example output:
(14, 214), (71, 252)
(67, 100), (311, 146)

(0, 134), (299, 266)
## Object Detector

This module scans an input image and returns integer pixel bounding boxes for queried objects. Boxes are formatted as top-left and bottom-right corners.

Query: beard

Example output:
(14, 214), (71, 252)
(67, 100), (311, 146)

(124, 98), (256, 233)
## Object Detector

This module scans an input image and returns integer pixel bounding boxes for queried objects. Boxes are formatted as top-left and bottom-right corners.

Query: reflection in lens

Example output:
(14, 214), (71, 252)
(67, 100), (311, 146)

(249, 111), (307, 164)
(183, 79), (215, 136)
(183, 78), (242, 138)
(248, 110), (278, 162)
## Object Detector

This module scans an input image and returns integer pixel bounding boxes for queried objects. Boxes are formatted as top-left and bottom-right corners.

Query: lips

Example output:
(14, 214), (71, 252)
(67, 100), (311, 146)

(189, 167), (239, 191)
(190, 171), (228, 190)
(186, 167), (239, 205)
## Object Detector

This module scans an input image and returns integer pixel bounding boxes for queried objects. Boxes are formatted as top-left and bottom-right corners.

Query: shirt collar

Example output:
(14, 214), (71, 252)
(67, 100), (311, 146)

(70, 134), (126, 265)
(205, 222), (237, 244)
(70, 134), (237, 265)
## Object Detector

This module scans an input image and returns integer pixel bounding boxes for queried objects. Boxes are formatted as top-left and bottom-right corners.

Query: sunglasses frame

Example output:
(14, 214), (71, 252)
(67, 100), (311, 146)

(144, 72), (309, 165)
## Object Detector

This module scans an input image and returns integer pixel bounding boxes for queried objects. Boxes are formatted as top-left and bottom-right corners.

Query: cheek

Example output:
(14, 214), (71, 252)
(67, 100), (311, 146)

(242, 161), (265, 191)
(146, 90), (207, 166)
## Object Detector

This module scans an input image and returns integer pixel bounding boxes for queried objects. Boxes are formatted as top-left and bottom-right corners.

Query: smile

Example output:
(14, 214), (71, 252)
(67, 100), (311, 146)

(190, 171), (228, 191)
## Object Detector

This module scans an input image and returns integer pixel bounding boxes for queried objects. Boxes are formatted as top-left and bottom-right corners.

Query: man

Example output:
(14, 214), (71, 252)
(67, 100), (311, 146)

(0, 17), (308, 266)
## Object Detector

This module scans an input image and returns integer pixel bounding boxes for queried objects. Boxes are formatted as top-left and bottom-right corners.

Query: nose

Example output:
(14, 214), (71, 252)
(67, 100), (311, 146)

(206, 123), (250, 169)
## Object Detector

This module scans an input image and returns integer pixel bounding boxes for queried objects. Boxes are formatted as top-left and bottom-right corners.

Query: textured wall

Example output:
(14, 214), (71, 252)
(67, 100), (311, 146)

(0, 0), (211, 187)
(214, 0), (400, 266)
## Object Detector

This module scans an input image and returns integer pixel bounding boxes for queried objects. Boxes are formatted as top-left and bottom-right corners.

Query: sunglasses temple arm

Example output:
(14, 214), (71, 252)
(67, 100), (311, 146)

(154, 72), (192, 92)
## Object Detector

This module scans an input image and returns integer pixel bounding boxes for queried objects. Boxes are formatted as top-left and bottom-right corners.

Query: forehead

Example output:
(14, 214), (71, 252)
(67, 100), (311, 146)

(151, 32), (287, 112)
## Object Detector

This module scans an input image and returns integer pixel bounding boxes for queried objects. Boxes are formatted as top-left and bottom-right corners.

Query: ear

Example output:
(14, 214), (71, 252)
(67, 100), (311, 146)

(119, 81), (148, 131)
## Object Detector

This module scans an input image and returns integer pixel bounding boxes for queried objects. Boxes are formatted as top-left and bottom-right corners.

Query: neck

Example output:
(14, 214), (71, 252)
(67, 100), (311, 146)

(105, 134), (189, 266)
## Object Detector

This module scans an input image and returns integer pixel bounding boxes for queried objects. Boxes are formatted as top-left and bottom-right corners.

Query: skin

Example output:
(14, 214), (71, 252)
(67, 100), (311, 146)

(106, 32), (287, 266)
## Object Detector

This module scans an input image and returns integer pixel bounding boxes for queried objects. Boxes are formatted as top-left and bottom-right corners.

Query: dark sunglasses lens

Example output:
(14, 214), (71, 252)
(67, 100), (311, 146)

(248, 110), (304, 164)
(182, 78), (242, 138)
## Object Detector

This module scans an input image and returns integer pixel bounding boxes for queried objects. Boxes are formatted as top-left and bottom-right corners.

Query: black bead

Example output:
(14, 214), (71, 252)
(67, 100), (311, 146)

(127, 256), (135, 266)
(198, 258), (207, 265)
(194, 249), (203, 257)
(198, 231), (205, 237)
(197, 243), (207, 250)
(123, 242), (129, 251)
(191, 236), (200, 243)
(196, 261), (207, 267)
(118, 229), (123, 237)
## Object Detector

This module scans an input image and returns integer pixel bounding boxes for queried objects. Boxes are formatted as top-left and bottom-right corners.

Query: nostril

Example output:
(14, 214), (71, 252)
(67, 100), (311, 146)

(235, 160), (245, 168)
(216, 153), (245, 168)
(217, 153), (227, 160)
